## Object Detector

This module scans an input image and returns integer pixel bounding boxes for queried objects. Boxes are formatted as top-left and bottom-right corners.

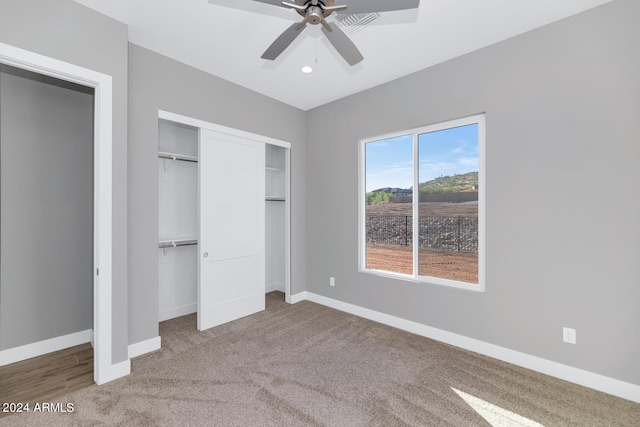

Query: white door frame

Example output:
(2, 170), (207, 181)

(0, 42), (113, 384)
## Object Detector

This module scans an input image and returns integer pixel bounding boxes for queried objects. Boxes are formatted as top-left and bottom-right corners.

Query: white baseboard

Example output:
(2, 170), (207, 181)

(290, 291), (309, 304)
(0, 329), (92, 366)
(159, 303), (196, 322)
(291, 291), (640, 404)
(266, 282), (285, 293)
(109, 359), (131, 382)
(128, 336), (162, 359)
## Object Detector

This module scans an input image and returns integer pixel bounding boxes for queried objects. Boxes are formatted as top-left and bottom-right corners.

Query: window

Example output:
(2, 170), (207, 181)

(360, 114), (485, 291)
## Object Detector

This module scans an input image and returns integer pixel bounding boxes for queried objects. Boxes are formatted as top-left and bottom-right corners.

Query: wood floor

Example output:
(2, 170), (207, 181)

(0, 343), (94, 418)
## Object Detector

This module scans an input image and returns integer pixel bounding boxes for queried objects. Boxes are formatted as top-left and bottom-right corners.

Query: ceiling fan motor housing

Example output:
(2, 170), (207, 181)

(304, 6), (324, 24)
(294, 0), (337, 22)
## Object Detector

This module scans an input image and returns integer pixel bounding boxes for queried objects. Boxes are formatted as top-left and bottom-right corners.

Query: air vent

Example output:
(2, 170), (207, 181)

(335, 13), (380, 34)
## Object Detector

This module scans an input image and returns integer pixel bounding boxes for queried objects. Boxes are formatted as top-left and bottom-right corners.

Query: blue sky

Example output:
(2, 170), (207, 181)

(365, 124), (479, 192)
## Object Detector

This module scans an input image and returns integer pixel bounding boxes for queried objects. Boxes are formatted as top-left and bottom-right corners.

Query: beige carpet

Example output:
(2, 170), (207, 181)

(2, 292), (638, 426)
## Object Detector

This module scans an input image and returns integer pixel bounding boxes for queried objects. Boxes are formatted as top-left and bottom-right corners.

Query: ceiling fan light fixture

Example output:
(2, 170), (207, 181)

(301, 66), (313, 74)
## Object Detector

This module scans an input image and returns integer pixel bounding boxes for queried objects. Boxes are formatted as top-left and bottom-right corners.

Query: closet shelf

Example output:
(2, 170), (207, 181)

(159, 151), (198, 163)
(158, 238), (198, 248)
(265, 166), (284, 172)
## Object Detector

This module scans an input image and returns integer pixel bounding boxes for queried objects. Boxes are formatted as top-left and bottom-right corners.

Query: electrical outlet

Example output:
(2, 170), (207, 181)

(329, 277), (335, 287)
(563, 327), (576, 344)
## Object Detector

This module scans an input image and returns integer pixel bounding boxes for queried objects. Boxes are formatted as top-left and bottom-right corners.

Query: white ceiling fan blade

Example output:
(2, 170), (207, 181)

(337, 0), (420, 14)
(321, 22), (364, 66)
(261, 23), (305, 60)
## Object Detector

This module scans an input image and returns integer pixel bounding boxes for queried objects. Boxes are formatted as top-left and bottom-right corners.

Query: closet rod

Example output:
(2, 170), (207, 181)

(158, 240), (198, 249)
(158, 152), (198, 163)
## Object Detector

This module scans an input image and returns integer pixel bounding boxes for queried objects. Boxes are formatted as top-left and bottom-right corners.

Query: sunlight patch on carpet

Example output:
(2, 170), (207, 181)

(452, 388), (545, 427)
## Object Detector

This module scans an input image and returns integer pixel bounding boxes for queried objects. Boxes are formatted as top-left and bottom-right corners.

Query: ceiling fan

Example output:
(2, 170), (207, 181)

(215, 0), (421, 66)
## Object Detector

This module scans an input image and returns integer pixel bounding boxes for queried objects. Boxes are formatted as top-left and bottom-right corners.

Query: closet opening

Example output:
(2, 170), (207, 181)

(157, 112), (291, 338)
(158, 119), (199, 324)
(265, 143), (290, 299)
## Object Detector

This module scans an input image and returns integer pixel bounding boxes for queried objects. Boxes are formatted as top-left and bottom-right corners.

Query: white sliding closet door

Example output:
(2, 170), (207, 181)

(198, 129), (266, 331)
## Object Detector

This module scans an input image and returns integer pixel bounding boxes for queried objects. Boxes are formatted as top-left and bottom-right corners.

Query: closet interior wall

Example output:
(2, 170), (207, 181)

(158, 119), (198, 322)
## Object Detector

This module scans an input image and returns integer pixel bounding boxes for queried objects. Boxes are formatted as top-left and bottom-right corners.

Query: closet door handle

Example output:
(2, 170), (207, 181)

(203, 252), (209, 258)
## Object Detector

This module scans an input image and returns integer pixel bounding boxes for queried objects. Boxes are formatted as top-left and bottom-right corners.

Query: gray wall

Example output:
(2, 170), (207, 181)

(0, 0), (129, 363)
(305, 0), (640, 386)
(0, 66), (93, 350)
(127, 44), (306, 345)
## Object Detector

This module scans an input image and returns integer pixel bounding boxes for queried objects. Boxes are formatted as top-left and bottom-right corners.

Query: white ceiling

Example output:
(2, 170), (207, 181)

(73, 0), (613, 111)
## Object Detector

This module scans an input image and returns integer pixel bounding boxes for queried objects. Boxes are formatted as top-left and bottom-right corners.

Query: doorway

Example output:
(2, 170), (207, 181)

(0, 63), (94, 379)
(0, 42), (113, 385)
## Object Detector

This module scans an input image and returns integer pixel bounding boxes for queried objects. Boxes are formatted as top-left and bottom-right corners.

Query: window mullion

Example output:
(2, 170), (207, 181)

(412, 131), (419, 278)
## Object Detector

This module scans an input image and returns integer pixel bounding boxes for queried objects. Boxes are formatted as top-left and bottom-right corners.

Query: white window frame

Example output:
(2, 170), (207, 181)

(359, 114), (485, 292)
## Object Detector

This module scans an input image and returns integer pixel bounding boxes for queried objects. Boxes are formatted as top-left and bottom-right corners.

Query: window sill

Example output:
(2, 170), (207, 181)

(359, 268), (485, 293)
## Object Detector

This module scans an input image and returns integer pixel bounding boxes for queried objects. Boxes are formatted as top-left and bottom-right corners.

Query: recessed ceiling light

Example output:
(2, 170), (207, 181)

(301, 66), (313, 74)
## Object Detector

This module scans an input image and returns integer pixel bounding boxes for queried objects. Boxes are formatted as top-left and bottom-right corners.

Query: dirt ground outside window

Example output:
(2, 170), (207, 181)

(365, 245), (478, 284)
